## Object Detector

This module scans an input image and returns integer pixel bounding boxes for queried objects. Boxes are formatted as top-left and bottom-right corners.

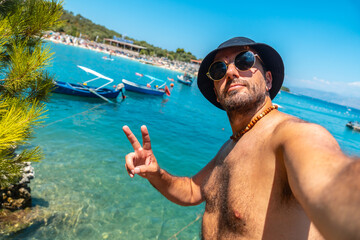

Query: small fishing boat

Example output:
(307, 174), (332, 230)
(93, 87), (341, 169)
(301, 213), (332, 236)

(52, 65), (124, 102)
(346, 121), (360, 132)
(177, 74), (193, 86)
(122, 75), (170, 96)
(102, 56), (114, 61)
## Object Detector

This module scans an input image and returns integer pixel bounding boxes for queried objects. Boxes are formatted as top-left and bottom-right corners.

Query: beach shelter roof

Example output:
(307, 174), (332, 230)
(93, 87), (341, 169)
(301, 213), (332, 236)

(103, 38), (147, 50)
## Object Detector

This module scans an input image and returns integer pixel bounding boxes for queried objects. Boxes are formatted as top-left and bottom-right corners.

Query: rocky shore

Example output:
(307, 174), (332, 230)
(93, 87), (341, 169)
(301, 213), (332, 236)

(0, 162), (40, 235)
(1, 162), (34, 210)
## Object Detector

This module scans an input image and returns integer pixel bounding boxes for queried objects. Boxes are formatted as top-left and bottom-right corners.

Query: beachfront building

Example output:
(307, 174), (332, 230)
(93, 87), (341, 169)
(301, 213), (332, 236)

(103, 37), (146, 57)
(191, 59), (202, 65)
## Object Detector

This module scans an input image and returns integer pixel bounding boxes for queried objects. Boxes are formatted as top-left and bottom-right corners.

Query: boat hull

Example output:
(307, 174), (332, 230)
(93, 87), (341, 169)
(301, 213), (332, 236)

(122, 79), (165, 96)
(52, 81), (121, 98)
(177, 75), (193, 86)
(346, 122), (360, 132)
(177, 78), (193, 86)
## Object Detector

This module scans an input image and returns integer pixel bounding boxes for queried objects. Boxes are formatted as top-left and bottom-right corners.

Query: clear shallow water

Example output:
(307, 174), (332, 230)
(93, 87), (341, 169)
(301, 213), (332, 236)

(5, 43), (360, 239)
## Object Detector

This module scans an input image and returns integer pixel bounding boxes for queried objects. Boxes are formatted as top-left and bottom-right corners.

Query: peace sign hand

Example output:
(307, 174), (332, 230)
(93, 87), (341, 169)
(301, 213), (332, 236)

(122, 125), (160, 178)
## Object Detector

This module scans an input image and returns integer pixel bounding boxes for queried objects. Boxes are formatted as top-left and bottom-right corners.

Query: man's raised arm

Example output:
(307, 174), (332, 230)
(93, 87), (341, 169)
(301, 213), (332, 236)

(277, 120), (360, 240)
(122, 125), (213, 206)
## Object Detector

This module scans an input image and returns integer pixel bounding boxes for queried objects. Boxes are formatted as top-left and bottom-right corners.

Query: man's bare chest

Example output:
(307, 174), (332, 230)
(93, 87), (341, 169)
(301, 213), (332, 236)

(201, 144), (296, 237)
(202, 150), (279, 215)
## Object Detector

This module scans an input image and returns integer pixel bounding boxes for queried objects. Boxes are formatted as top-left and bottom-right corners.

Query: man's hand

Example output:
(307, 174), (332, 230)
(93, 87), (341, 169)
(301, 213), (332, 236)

(122, 125), (160, 178)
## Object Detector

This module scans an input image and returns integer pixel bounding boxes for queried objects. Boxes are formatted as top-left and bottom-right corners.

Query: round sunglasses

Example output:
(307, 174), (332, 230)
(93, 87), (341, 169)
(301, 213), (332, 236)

(206, 51), (263, 81)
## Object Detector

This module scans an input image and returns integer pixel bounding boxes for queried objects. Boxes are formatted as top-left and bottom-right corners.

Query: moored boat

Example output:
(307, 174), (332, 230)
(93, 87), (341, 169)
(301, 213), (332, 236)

(177, 74), (193, 86)
(52, 65), (124, 101)
(346, 121), (360, 132)
(53, 81), (122, 98)
(122, 75), (170, 96)
(102, 56), (114, 61)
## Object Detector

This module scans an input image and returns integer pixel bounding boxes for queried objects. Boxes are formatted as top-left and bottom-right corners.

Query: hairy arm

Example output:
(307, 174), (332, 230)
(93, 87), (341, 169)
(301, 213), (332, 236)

(123, 125), (217, 206)
(278, 120), (360, 240)
(146, 158), (215, 206)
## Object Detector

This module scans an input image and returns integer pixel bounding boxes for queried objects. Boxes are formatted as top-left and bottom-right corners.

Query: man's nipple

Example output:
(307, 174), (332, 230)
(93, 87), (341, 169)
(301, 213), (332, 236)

(233, 209), (247, 228)
(234, 210), (242, 219)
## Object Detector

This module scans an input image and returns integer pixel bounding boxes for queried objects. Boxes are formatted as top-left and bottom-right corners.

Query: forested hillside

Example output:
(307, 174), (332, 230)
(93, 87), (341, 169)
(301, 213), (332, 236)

(53, 10), (198, 62)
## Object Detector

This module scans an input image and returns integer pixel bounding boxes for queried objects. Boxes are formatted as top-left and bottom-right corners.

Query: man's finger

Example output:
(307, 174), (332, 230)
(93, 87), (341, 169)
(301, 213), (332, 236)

(141, 125), (152, 150)
(134, 165), (150, 174)
(123, 125), (142, 150)
(125, 152), (136, 176)
(125, 163), (134, 178)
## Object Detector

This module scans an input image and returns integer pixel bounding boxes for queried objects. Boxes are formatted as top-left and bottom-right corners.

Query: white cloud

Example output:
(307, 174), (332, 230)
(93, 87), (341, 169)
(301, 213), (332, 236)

(348, 82), (360, 87)
(313, 76), (330, 84)
(287, 76), (360, 97)
(299, 79), (312, 84)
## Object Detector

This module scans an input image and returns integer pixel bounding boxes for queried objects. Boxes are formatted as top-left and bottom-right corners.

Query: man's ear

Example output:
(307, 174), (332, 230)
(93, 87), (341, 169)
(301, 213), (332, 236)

(265, 71), (273, 91)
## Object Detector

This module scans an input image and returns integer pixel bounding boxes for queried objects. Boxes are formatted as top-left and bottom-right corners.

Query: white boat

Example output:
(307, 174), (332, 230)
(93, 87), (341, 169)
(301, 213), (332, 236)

(177, 74), (193, 86)
(102, 56), (114, 61)
(346, 121), (360, 132)
(122, 75), (170, 96)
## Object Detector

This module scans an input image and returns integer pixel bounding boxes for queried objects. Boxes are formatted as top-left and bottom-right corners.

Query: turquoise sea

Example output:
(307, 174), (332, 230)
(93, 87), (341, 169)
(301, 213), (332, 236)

(6, 43), (360, 239)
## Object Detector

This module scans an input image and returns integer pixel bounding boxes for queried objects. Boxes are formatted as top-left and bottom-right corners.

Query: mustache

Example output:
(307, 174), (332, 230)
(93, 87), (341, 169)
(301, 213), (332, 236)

(224, 79), (249, 93)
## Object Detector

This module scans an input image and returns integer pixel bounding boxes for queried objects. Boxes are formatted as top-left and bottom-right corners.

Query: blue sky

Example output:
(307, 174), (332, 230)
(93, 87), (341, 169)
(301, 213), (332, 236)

(63, 0), (360, 101)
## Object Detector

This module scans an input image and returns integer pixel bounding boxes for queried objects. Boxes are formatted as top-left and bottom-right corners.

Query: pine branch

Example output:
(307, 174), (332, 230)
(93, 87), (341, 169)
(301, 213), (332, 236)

(22, 0), (64, 37)
(0, 18), (11, 70)
(27, 71), (55, 101)
(2, 39), (53, 96)
(0, 97), (46, 152)
(0, 0), (62, 188)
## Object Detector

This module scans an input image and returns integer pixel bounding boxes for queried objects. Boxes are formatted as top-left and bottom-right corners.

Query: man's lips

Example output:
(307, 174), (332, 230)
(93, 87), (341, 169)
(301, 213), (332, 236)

(227, 83), (246, 92)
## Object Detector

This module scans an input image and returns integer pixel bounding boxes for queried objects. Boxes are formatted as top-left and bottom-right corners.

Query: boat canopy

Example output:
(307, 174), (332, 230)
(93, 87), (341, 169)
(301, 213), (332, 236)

(78, 65), (114, 90)
(144, 75), (166, 88)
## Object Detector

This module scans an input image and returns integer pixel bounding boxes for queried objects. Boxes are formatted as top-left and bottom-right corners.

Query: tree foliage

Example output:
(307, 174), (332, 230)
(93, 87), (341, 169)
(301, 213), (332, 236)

(52, 10), (119, 41)
(281, 86), (290, 92)
(0, 0), (63, 188)
(52, 10), (198, 61)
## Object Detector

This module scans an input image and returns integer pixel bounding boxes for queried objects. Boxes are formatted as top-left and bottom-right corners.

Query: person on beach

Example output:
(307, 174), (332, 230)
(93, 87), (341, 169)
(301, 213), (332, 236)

(122, 37), (360, 239)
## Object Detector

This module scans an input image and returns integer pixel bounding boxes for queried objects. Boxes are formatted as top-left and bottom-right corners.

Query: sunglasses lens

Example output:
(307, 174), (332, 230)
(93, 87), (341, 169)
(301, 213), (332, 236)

(235, 51), (256, 71)
(208, 61), (227, 80)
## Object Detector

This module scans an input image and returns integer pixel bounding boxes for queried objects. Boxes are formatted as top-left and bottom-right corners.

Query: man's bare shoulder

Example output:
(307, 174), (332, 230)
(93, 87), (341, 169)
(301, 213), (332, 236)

(271, 111), (343, 156)
(273, 111), (308, 128)
(274, 112), (326, 135)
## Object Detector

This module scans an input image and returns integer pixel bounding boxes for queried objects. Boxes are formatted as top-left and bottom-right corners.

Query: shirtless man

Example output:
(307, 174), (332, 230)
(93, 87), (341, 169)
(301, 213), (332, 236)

(123, 37), (360, 239)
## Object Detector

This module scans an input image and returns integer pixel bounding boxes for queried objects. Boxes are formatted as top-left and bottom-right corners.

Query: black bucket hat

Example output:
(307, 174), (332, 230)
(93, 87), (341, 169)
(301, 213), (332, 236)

(197, 37), (284, 110)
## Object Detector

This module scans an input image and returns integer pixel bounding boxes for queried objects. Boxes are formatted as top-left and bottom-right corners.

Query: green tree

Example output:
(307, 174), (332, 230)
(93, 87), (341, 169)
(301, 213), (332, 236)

(0, 0), (63, 189)
(281, 86), (290, 92)
(167, 54), (174, 61)
(52, 10), (199, 61)
(176, 48), (185, 54)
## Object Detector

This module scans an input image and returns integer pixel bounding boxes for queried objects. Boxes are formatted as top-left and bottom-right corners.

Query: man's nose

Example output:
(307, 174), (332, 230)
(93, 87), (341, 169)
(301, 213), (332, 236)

(225, 63), (240, 80)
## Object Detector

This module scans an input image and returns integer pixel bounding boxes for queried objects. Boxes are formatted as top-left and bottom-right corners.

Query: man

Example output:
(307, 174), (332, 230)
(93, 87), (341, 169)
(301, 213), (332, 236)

(123, 37), (360, 239)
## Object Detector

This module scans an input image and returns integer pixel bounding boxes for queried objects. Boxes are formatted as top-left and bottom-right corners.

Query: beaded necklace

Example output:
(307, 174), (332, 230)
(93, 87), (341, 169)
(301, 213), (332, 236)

(230, 105), (278, 141)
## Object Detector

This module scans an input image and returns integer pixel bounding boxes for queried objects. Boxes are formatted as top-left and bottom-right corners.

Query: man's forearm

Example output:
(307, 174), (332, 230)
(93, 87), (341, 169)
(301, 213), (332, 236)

(315, 159), (360, 240)
(147, 168), (203, 206)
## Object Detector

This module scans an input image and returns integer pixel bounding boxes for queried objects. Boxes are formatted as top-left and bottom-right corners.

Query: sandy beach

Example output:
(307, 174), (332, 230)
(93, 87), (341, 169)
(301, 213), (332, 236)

(44, 33), (199, 77)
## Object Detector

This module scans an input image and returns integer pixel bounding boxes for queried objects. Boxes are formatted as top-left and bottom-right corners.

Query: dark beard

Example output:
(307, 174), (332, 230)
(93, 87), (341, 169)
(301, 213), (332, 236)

(219, 85), (266, 113)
